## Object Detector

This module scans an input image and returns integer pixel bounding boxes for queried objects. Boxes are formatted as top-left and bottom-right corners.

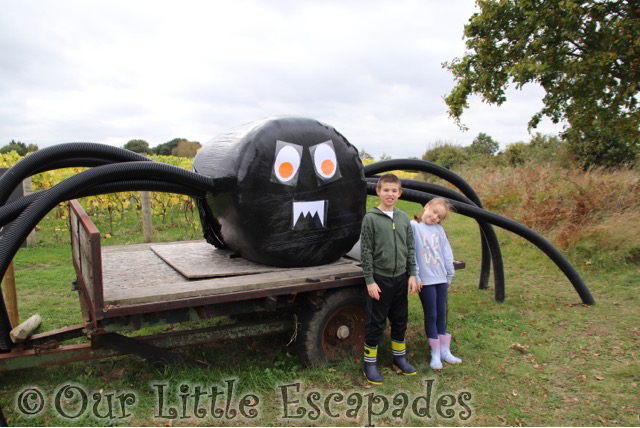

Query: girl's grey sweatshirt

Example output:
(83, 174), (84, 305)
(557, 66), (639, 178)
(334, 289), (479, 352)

(410, 220), (455, 285)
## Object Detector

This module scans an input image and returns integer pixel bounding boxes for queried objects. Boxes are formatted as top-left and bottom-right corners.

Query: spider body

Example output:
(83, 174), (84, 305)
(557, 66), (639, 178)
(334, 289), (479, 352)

(193, 116), (367, 266)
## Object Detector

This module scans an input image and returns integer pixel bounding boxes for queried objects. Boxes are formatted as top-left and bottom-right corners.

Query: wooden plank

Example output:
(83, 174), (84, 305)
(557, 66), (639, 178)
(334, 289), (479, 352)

(105, 262), (362, 306)
(150, 241), (350, 279)
(70, 209), (80, 271)
(79, 225), (95, 304)
(69, 200), (104, 321)
(89, 228), (104, 319)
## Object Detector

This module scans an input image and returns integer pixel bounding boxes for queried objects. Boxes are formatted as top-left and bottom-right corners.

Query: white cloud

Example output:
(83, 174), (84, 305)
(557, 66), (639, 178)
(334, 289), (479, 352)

(0, 0), (563, 158)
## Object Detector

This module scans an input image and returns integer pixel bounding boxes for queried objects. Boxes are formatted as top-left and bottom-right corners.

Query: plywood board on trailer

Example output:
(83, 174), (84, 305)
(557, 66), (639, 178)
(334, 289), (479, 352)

(150, 241), (351, 279)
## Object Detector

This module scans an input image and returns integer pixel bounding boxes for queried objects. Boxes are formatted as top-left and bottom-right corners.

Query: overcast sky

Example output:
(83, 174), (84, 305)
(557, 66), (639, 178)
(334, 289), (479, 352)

(0, 0), (564, 158)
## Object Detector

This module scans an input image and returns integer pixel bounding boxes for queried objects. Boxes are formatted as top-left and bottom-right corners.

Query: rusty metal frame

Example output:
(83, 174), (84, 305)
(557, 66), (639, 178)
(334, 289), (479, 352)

(0, 318), (293, 371)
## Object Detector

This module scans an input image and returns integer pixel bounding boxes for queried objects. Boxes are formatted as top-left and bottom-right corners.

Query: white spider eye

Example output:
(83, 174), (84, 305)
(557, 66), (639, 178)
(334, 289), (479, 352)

(311, 141), (339, 180)
(273, 141), (302, 185)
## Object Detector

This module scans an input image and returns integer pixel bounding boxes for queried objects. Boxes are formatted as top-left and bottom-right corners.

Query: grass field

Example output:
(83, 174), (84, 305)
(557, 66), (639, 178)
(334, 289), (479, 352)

(1, 198), (638, 426)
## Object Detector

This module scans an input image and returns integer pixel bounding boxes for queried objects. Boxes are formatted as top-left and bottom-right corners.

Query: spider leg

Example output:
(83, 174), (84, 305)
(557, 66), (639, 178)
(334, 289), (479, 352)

(367, 182), (595, 306)
(0, 143), (150, 205)
(0, 162), (216, 351)
(0, 180), (205, 228)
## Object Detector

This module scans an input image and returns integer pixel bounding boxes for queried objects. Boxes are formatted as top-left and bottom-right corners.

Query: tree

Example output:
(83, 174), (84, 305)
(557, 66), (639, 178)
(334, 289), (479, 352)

(422, 142), (469, 170)
(503, 142), (530, 166)
(124, 139), (151, 154)
(0, 140), (28, 156)
(469, 133), (499, 156)
(358, 149), (374, 162)
(444, 0), (639, 168)
(154, 138), (188, 155)
(171, 140), (201, 158)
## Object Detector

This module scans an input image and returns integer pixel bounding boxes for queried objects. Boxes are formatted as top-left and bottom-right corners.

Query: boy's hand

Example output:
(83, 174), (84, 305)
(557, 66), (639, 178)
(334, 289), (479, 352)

(367, 283), (381, 300)
(408, 275), (419, 294)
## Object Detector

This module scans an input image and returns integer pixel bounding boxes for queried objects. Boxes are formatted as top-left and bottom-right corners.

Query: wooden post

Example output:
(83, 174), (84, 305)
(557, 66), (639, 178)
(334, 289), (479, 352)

(141, 191), (153, 243)
(2, 261), (19, 328)
(23, 177), (37, 247)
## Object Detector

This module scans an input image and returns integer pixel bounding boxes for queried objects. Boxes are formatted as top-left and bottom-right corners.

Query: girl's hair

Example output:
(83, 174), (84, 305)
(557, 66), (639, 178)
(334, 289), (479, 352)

(414, 197), (452, 223)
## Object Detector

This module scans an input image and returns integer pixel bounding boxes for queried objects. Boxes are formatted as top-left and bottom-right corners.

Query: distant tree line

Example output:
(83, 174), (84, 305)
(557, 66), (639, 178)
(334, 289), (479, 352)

(0, 140), (39, 156)
(358, 130), (628, 173)
(0, 138), (202, 159)
(420, 133), (581, 171)
(123, 138), (202, 158)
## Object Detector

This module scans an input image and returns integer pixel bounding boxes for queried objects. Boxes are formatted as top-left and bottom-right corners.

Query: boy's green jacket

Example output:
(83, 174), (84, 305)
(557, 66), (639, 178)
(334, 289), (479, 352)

(360, 207), (416, 285)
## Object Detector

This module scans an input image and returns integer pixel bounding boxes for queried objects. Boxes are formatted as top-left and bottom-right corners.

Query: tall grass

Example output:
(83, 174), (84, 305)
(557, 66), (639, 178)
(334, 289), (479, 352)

(450, 162), (640, 266)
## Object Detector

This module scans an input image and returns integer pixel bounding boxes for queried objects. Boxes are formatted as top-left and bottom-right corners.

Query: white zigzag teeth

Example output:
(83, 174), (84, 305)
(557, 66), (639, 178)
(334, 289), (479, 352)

(293, 200), (326, 227)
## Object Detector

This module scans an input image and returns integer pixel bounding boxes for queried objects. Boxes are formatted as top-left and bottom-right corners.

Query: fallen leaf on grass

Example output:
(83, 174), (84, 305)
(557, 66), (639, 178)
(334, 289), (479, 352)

(578, 374), (588, 381)
(510, 343), (529, 353)
(327, 368), (336, 373)
(101, 367), (126, 383)
(595, 375), (605, 381)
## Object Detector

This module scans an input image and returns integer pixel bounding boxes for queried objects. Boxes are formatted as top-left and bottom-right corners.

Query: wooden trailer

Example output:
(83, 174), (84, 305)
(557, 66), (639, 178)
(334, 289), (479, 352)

(0, 200), (464, 371)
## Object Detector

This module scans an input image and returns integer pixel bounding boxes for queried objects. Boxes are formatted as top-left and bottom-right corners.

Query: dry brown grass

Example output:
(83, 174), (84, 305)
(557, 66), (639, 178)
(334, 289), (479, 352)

(449, 162), (640, 263)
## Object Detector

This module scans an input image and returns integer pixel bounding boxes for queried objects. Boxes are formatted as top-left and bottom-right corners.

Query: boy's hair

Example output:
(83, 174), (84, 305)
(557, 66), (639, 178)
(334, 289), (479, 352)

(376, 173), (401, 189)
(414, 197), (452, 223)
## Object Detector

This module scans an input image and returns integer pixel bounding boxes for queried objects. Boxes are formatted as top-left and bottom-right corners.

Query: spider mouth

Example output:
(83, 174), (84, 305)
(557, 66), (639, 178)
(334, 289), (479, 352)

(292, 200), (327, 230)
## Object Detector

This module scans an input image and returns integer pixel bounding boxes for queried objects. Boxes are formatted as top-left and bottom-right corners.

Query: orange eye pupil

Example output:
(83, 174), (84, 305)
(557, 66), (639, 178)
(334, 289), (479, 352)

(279, 162), (294, 178)
(321, 159), (335, 175)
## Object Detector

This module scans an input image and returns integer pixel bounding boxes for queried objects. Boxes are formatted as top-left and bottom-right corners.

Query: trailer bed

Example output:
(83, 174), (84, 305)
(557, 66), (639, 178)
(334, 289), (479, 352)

(101, 241), (361, 307)
(69, 199), (364, 323)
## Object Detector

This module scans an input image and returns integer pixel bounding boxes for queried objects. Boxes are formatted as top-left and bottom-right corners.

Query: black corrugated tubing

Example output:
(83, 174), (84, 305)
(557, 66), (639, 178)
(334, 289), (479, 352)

(366, 183), (595, 306)
(0, 161), (215, 351)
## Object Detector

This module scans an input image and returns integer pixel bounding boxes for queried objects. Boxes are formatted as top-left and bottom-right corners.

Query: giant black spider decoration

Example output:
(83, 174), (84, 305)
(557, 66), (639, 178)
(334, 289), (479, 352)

(0, 116), (594, 353)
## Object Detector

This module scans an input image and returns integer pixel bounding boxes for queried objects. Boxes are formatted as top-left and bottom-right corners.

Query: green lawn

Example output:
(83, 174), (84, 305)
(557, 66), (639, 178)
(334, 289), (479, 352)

(1, 199), (638, 426)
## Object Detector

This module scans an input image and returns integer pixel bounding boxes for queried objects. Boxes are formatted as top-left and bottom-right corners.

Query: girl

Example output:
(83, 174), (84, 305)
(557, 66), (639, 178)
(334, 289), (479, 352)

(410, 197), (462, 370)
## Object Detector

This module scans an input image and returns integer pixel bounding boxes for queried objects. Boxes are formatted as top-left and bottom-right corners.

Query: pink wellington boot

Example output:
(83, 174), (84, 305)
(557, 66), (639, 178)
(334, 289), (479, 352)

(439, 333), (462, 364)
(429, 338), (443, 371)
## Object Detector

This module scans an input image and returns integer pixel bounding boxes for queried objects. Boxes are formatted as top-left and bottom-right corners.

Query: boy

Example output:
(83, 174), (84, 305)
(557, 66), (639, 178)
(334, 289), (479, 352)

(360, 173), (417, 384)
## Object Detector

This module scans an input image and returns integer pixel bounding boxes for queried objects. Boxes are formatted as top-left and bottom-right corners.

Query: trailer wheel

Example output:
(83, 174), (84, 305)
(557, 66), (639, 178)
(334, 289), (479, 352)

(297, 287), (366, 366)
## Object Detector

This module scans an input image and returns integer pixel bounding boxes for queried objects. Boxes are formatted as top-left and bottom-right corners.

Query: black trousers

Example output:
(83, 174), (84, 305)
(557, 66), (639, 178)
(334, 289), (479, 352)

(365, 272), (408, 347)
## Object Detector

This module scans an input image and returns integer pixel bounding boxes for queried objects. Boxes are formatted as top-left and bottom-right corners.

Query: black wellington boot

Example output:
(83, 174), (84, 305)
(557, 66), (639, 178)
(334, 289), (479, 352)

(363, 344), (383, 384)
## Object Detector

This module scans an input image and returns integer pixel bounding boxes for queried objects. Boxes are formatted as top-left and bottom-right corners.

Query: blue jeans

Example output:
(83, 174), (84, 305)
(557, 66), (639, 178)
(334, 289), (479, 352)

(419, 282), (448, 339)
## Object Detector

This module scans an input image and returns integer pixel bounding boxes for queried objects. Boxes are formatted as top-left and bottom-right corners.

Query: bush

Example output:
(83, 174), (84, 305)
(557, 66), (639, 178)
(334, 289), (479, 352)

(502, 142), (529, 166)
(422, 142), (469, 170)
